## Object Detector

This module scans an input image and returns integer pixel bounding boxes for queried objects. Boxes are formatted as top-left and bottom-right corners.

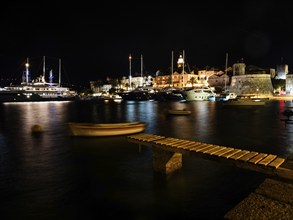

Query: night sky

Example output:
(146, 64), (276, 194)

(0, 0), (292, 87)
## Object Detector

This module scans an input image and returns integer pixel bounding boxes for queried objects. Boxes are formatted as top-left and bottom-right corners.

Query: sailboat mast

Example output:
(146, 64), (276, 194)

(171, 50), (174, 87)
(59, 59), (61, 87)
(43, 56), (46, 79)
(225, 52), (228, 91)
(140, 54), (143, 87)
(182, 50), (185, 88)
(183, 50), (185, 74)
(25, 58), (29, 84)
(129, 54), (132, 90)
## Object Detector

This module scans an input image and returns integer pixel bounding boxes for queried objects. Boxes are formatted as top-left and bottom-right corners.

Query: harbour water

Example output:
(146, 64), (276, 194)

(0, 99), (293, 219)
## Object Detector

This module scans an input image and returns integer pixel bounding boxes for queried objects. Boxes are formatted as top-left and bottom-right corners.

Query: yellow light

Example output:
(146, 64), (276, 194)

(25, 63), (29, 67)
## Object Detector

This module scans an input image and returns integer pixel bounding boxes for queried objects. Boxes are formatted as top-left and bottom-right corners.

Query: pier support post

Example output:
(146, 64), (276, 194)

(152, 147), (182, 174)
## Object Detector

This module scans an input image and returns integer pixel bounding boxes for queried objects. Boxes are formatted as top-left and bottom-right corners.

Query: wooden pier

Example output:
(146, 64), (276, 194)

(127, 133), (293, 180)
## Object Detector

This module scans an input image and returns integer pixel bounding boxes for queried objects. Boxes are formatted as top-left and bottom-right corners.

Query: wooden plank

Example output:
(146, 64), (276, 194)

(127, 133), (148, 140)
(177, 141), (198, 149)
(154, 138), (177, 145)
(184, 142), (204, 150)
(220, 149), (242, 158)
(171, 140), (192, 147)
(136, 134), (164, 142)
(203, 146), (224, 154)
(157, 137), (178, 143)
(189, 144), (211, 152)
(214, 147), (234, 156)
(248, 153), (268, 164)
(193, 144), (213, 153)
(183, 142), (204, 149)
(229, 150), (250, 160)
(257, 154), (277, 166)
(267, 157), (286, 168)
(238, 151), (259, 162)
(200, 145), (218, 153)
(147, 136), (166, 142)
(179, 142), (203, 150)
(209, 146), (227, 155)
(166, 139), (187, 146)
(138, 134), (164, 139)
(175, 142), (193, 149)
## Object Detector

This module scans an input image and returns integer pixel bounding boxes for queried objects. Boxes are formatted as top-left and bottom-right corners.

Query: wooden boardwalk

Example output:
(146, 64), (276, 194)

(127, 133), (293, 180)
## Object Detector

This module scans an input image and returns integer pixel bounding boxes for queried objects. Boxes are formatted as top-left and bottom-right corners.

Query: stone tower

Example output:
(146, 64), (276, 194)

(233, 59), (246, 75)
(230, 60), (274, 97)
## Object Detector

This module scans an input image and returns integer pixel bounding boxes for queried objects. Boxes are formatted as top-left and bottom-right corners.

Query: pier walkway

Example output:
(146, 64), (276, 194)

(127, 133), (293, 219)
(127, 133), (293, 180)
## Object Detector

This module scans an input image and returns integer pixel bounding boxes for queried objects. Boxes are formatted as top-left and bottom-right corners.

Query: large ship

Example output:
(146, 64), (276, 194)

(0, 57), (77, 103)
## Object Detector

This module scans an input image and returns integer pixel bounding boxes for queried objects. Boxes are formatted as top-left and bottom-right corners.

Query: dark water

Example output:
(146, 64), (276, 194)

(0, 100), (293, 219)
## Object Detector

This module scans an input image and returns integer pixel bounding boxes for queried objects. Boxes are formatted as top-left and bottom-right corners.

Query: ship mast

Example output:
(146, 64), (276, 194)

(171, 50), (174, 87)
(129, 54), (132, 90)
(140, 54), (143, 87)
(183, 50), (185, 74)
(225, 52), (228, 91)
(59, 59), (61, 87)
(43, 56), (46, 81)
(25, 58), (29, 84)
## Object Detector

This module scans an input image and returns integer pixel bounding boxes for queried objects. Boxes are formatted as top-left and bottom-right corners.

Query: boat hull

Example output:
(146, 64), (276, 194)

(0, 91), (77, 103)
(222, 99), (266, 106)
(68, 122), (146, 137)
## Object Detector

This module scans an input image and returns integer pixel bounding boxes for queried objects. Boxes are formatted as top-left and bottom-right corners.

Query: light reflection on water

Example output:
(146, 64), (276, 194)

(1, 100), (293, 219)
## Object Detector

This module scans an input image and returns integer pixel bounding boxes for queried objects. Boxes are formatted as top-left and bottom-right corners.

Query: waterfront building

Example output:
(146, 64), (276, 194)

(153, 71), (198, 88)
(208, 74), (230, 89)
(120, 75), (153, 90)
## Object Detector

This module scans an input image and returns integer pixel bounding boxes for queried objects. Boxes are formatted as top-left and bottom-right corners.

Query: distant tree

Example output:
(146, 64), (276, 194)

(81, 88), (93, 96)
(190, 77), (196, 87)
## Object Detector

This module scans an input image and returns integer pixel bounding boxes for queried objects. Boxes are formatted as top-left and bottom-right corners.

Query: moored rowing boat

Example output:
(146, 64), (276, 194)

(68, 121), (146, 136)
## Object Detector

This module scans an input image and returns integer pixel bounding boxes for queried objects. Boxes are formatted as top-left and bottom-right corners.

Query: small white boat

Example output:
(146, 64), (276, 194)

(68, 121), (146, 137)
(166, 109), (191, 115)
(217, 92), (237, 101)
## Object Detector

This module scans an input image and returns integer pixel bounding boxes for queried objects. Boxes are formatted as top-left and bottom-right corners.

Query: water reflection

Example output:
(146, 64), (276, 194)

(1, 100), (293, 219)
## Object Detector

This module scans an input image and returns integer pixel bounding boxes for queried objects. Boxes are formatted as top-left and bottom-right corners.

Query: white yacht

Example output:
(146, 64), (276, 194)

(183, 86), (216, 101)
(0, 57), (77, 103)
